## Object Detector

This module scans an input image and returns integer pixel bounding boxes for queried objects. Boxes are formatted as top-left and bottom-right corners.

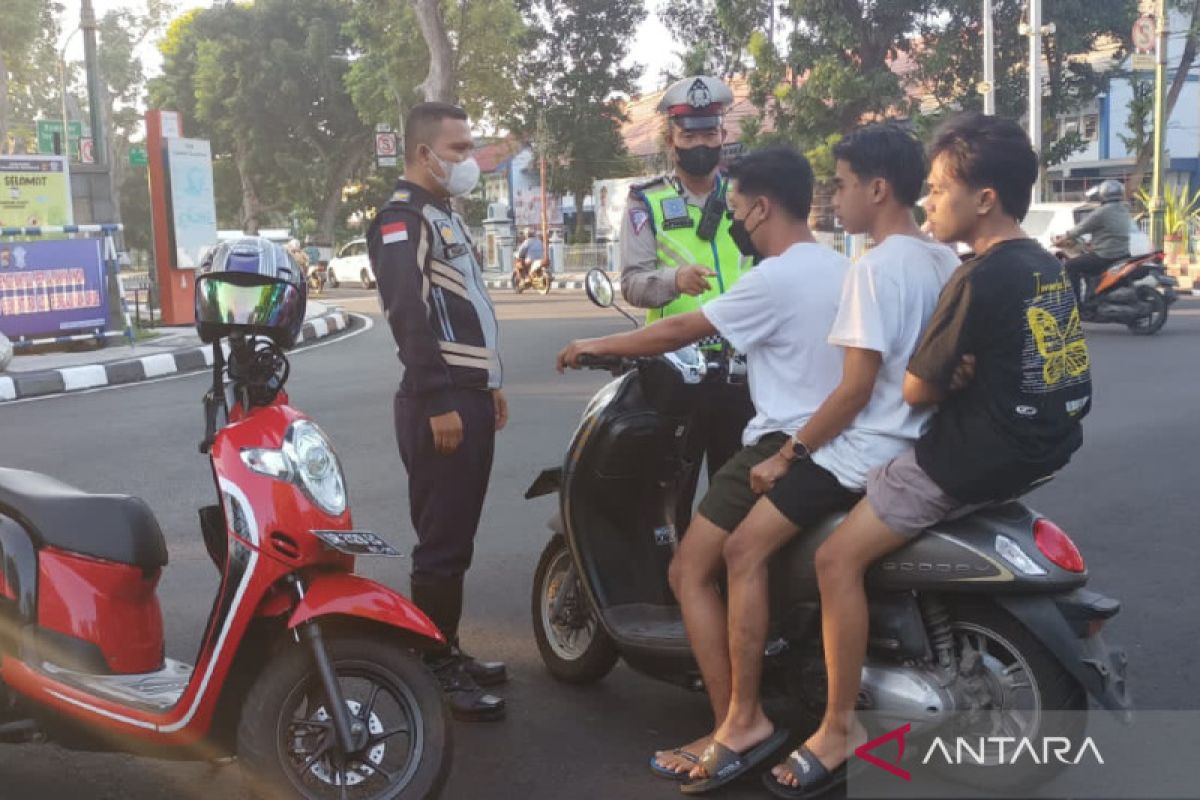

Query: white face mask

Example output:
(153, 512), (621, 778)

(427, 149), (481, 197)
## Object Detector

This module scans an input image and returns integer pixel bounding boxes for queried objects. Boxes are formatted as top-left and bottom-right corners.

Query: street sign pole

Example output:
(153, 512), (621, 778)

(983, 0), (996, 115)
(1149, 0), (1169, 249)
(1028, 0), (1044, 203)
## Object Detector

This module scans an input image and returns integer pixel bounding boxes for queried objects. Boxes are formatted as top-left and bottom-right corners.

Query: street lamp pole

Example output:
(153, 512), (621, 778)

(81, 0), (106, 166)
(1149, 0), (1169, 249)
(983, 0), (996, 115)
(59, 27), (82, 159)
(1028, 0), (1044, 202)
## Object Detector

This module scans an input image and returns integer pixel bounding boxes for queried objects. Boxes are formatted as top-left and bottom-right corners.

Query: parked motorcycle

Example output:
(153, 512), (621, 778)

(527, 269), (1130, 788)
(1054, 237), (1178, 335)
(513, 256), (553, 296)
(307, 261), (329, 295)
(0, 327), (450, 796)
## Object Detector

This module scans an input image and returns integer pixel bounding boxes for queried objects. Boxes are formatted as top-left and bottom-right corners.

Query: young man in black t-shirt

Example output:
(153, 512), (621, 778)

(767, 113), (1093, 795)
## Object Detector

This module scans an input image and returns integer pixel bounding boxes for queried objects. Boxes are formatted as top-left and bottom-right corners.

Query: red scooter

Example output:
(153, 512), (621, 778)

(0, 333), (451, 798)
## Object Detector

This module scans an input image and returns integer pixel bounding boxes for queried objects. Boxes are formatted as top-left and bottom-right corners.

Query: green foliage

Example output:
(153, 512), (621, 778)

(1137, 183), (1200, 237)
(149, 0), (371, 239)
(345, 0), (526, 130)
(512, 0), (646, 234)
(656, 0), (771, 83)
(913, 0), (1135, 166)
(0, 0), (67, 150)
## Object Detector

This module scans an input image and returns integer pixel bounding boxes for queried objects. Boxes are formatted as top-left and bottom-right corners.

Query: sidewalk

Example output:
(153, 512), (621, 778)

(1, 301), (354, 403)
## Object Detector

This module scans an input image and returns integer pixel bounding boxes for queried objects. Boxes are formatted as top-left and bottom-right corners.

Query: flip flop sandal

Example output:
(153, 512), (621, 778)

(680, 728), (790, 795)
(762, 745), (852, 799)
(649, 747), (701, 781)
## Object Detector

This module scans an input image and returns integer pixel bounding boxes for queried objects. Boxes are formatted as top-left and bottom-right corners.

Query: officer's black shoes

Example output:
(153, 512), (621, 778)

(427, 655), (506, 722)
(453, 645), (508, 687)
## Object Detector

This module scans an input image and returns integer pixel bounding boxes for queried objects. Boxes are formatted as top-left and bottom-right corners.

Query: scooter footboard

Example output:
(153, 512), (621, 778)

(287, 574), (444, 646)
(993, 592), (1131, 718)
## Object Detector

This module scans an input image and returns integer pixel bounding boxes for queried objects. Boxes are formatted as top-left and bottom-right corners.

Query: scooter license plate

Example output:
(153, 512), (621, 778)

(312, 530), (403, 557)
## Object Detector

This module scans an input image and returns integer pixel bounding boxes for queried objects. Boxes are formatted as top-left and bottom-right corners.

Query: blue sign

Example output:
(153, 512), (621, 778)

(0, 239), (106, 339)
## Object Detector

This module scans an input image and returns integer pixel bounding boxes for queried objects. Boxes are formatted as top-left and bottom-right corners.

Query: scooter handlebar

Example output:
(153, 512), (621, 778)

(575, 353), (627, 371)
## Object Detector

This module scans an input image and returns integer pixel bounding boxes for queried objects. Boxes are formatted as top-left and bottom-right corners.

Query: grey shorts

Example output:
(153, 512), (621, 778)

(865, 448), (983, 538)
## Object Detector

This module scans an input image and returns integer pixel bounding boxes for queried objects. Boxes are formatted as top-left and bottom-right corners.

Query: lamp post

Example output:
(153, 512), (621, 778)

(1149, 0), (1169, 249)
(59, 26), (82, 160)
(983, 0), (996, 115)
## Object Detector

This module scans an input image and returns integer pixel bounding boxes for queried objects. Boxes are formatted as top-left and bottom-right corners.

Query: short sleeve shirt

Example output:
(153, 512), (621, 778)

(908, 238), (1092, 502)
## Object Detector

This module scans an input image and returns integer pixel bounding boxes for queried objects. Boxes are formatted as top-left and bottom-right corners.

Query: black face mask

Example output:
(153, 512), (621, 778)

(675, 145), (722, 177)
(727, 209), (761, 260)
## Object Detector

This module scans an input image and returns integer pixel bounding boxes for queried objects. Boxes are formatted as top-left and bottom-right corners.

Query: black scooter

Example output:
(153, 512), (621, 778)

(526, 270), (1131, 787)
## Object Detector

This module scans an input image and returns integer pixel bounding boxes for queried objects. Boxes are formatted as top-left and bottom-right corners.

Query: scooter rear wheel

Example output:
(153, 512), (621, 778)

(1127, 286), (1168, 335)
(532, 534), (618, 684)
(237, 633), (451, 800)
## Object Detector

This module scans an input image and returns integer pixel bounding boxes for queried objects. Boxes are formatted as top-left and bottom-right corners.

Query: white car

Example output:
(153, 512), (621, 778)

(326, 238), (374, 289)
(1022, 202), (1152, 256)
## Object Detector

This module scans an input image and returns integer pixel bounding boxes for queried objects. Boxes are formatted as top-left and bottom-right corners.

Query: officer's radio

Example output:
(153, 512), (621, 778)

(696, 188), (726, 242)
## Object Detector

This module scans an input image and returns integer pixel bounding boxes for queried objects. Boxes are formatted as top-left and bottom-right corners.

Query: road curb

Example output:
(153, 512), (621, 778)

(0, 310), (353, 404)
(484, 278), (587, 291)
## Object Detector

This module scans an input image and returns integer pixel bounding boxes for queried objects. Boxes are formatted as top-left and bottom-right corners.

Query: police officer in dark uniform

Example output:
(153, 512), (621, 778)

(366, 102), (507, 721)
(620, 76), (756, 523)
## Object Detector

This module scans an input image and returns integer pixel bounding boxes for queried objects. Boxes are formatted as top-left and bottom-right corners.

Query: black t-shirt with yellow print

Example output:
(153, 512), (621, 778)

(907, 238), (1091, 503)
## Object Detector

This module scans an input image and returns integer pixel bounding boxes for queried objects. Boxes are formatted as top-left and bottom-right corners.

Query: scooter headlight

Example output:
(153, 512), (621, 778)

(241, 420), (347, 516)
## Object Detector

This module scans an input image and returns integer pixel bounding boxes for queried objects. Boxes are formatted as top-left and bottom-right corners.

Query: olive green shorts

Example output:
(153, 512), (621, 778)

(696, 432), (790, 532)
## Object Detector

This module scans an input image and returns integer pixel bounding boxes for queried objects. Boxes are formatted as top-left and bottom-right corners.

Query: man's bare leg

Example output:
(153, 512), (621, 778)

(652, 514), (733, 776)
(772, 499), (906, 786)
(705, 498), (799, 763)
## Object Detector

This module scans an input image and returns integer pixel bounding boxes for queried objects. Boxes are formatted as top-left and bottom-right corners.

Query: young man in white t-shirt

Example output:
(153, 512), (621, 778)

(557, 147), (850, 786)
(696, 126), (960, 795)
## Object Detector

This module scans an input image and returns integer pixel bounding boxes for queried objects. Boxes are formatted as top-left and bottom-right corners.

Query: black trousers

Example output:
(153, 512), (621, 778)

(677, 380), (756, 531)
(394, 388), (495, 580)
(1065, 253), (1123, 301)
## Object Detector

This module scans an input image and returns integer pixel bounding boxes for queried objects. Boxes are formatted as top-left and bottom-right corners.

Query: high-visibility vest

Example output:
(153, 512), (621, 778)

(636, 176), (751, 324)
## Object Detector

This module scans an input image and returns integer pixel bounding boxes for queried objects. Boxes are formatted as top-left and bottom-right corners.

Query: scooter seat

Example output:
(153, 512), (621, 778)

(0, 468), (168, 570)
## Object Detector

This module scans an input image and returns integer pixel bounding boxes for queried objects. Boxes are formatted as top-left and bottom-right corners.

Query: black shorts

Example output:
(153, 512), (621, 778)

(765, 457), (862, 529)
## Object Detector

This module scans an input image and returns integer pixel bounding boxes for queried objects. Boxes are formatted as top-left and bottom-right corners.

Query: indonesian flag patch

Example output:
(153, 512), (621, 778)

(382, 221), (409, 244)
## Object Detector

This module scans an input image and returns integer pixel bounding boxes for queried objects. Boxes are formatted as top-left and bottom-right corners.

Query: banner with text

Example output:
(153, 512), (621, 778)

(0, 239), (106, 339)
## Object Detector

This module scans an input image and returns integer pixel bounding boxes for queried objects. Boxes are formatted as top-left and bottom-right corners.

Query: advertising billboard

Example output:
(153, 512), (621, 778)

(165, 137), (218, 269)
(0, 239), (106, 339)
(0, 155), (73, 228)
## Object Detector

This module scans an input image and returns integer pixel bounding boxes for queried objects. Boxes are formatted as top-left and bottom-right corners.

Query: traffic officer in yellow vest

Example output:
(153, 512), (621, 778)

(620, 75), (755, 511)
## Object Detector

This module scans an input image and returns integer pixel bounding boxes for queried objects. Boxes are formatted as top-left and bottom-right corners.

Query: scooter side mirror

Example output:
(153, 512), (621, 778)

(585, 268), (614, 308)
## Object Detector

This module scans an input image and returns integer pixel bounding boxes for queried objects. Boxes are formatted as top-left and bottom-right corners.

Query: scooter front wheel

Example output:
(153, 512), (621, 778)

(532, 534), (618, 684)
(237, 632), (451, 800)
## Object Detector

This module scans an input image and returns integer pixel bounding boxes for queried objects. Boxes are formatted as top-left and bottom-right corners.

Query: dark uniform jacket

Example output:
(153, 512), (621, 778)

(367, 180), (501, 416)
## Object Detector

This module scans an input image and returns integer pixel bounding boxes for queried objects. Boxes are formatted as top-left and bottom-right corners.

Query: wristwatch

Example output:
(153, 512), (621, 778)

(783, 435), (811, 462)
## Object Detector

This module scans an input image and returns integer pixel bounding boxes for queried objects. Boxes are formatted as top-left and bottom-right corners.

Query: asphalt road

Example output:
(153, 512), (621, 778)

(1, 286), (1198, 800)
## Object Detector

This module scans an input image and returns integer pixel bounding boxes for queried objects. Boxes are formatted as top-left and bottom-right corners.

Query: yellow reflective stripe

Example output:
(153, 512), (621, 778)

(442, 352), (498, 370)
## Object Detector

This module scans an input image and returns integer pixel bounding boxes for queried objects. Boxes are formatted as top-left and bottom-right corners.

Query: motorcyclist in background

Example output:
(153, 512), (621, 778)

(1054, 179), (1131, 303)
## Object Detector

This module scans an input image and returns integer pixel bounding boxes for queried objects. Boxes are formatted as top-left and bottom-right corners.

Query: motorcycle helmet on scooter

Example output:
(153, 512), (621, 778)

(1097, 179), (1125, 204)
(195, 236), (307, 349)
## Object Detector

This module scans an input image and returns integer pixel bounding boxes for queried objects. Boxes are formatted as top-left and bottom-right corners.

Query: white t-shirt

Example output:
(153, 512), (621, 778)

(702, 242), (849, 446)
(811, 234), (960, 489)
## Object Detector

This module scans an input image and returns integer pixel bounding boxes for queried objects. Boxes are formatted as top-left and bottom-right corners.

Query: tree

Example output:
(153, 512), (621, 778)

(345, 0), (525, 131)
(412, 0), (456, 102)
(513, 0), (645, 238)
(150, 0), (371, 242)
(1, 0), (64, 153)
(656, 0), (772, 82)
(1125, 0), (1200, 192)
(747, 0), (928, 154)
(910, 0), (1135, 167)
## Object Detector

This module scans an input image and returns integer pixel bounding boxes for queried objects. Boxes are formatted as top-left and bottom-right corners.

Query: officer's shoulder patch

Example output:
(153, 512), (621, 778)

(629, 206), (650, 235)
(388, 189), (413, 205)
